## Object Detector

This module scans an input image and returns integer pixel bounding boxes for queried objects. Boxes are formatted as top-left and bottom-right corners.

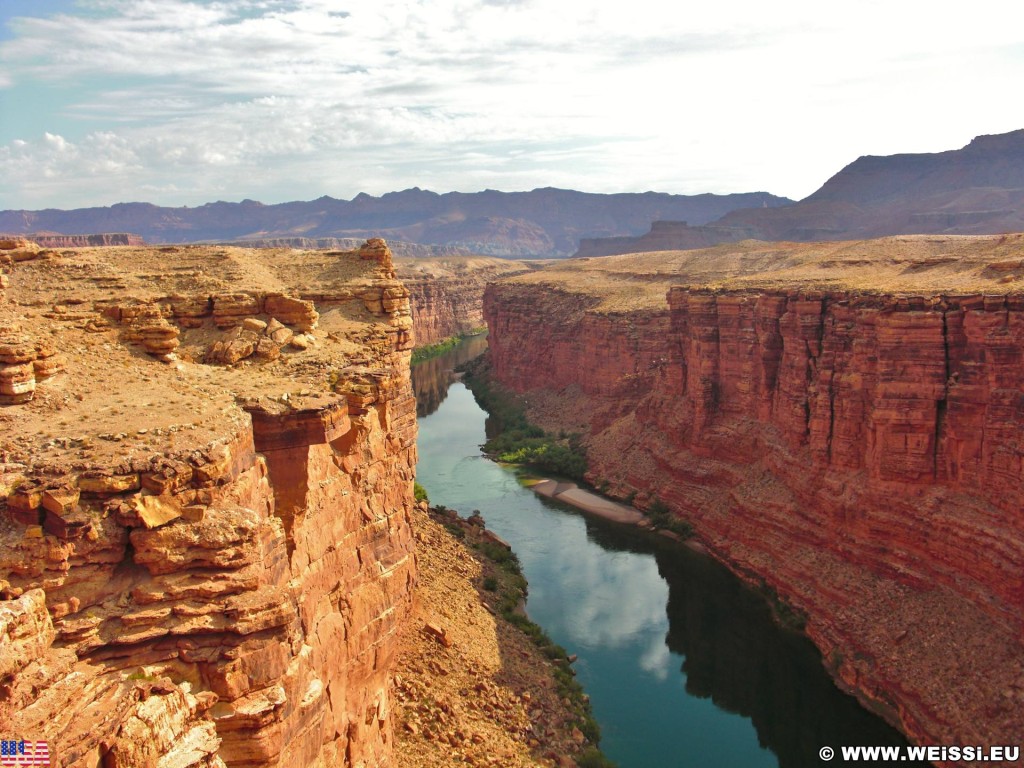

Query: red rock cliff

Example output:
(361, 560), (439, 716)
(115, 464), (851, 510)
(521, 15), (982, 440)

(1, 241), (416, 767)
(484, 236), (1024, 757)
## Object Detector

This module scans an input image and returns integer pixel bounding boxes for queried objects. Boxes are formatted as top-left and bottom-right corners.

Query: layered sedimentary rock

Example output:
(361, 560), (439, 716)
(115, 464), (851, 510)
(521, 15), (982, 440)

(483, 235), (1024, 757)
(394, 257), (533, 347)
(214, 239), (473, 258)
(16, 233), (147, 248)
(0, 240), (417, 767)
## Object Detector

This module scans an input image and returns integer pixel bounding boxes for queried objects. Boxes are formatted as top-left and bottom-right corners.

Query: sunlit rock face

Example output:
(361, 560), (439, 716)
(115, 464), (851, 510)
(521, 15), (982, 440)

(0, 240), (416, 767)
(482, 237), (1024, 752)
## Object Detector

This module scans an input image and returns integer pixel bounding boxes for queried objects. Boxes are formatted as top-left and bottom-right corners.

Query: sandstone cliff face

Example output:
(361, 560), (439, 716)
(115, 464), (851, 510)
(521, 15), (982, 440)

(483, 241), (1024, 755)
(0, 241), (416, 767)
(395, 257), (532, 347)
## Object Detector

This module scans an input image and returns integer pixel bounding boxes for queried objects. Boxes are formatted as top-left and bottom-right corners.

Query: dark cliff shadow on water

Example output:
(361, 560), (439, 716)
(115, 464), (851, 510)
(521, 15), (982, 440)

(566, 513), (928, 768)
(411, 335), (489, 417)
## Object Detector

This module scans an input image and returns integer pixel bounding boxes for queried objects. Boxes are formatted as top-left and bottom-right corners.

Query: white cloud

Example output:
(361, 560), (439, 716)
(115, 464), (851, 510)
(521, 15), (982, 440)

(1, 0), (1023, 207)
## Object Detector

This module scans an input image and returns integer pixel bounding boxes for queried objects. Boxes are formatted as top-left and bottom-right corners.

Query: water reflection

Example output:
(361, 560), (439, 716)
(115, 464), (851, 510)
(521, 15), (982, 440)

(411, 334), (489, 417)
(414, 340), (924, 768)
(524, 500), (670, 651)
(592, 519), (927, 767)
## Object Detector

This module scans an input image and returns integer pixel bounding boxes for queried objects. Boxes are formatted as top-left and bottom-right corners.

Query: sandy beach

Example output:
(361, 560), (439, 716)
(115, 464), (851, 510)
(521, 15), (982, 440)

(529, 479), (645, 524)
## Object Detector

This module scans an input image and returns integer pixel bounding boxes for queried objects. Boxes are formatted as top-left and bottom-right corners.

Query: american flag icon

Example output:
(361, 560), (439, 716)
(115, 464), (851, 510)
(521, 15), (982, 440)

(0, 741), (49, 766)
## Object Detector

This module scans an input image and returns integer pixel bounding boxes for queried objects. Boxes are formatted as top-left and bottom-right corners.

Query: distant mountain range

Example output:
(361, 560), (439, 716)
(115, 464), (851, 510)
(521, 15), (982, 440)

(6, 129), (1022, 258)
(0, 188), (791, 258)
(577, 129), (1024, 256)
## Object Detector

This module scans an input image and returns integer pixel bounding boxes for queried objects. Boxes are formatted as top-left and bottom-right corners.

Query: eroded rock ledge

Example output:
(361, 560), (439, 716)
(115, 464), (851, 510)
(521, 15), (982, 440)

(1, 240), (416, 767)
(483, 235), (1024, 757)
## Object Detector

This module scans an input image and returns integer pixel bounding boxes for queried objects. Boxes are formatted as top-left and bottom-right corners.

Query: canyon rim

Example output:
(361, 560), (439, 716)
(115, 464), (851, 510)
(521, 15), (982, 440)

(0, 239), (421, 767)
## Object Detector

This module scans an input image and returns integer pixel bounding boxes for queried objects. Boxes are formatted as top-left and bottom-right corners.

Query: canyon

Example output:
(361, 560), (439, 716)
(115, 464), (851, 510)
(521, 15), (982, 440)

(483, 235), (1024, 758)
(395, 257), (534, 347)
(0, 239), (420, 766)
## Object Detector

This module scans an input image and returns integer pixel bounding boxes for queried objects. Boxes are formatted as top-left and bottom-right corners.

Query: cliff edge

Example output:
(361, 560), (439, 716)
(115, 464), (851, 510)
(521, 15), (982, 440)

(0, 239), (416, 767)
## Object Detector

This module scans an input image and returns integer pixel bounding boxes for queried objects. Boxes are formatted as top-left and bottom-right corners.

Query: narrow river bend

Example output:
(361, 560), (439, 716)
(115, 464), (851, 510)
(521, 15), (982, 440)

(413, 339), (921, 768)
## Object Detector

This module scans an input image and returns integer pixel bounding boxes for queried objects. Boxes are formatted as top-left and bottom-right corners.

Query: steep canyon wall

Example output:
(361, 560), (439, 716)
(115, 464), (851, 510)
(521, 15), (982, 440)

(0, 241), (417, 767)
(483, 239), (1024, 755)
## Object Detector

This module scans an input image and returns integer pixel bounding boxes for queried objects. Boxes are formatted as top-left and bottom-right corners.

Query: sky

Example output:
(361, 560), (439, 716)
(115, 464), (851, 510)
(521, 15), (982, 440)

(1, 0), (1022, 210)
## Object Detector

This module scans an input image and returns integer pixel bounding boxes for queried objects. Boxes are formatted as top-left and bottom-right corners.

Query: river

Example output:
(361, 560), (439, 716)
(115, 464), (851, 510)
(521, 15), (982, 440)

(412, 339), (921, 768)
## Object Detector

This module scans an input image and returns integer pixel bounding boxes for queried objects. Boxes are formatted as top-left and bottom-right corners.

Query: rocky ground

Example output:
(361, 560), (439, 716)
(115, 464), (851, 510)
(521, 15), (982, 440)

(507, 232), (1024, 311)
(393, 504), (591, 768)
(0, 238), (405, 469)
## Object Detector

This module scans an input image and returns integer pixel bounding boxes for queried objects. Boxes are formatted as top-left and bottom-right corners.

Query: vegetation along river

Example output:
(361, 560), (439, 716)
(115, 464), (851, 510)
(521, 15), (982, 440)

(412, 337), (922, 768)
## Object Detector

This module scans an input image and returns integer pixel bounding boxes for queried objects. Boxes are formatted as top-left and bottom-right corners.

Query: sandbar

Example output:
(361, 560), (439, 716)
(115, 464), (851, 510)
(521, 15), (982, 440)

(530, 479), (645, 524)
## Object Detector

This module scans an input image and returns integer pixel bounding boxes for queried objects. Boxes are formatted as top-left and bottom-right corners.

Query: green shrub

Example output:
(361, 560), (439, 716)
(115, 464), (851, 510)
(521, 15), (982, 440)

(648, 497), (670, 516)
(442, 521), (465, 539)
(577, 747), (619, 768)
(477, 541), (521, 574)
(411, 333), (478, 364)
(645, 497), (694, 538)
(413, 481), (429, 502)
(460, 360), (588, 481)
(763, 585), (808, 632)
(542, 643), (566, 660)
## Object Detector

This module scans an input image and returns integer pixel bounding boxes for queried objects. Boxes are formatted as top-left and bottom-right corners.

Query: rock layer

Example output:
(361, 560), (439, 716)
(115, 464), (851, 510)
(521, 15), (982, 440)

(14, 233), (147, 248)
(1, 241), (417, 767)
(483, 238), (1024, 758)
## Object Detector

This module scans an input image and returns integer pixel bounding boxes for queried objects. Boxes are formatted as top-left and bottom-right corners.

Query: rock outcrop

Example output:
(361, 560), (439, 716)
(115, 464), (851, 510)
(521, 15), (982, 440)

(482, 235), (1024, 757)
(0, 321), (65, 403)
(0, 240), (417, 767)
